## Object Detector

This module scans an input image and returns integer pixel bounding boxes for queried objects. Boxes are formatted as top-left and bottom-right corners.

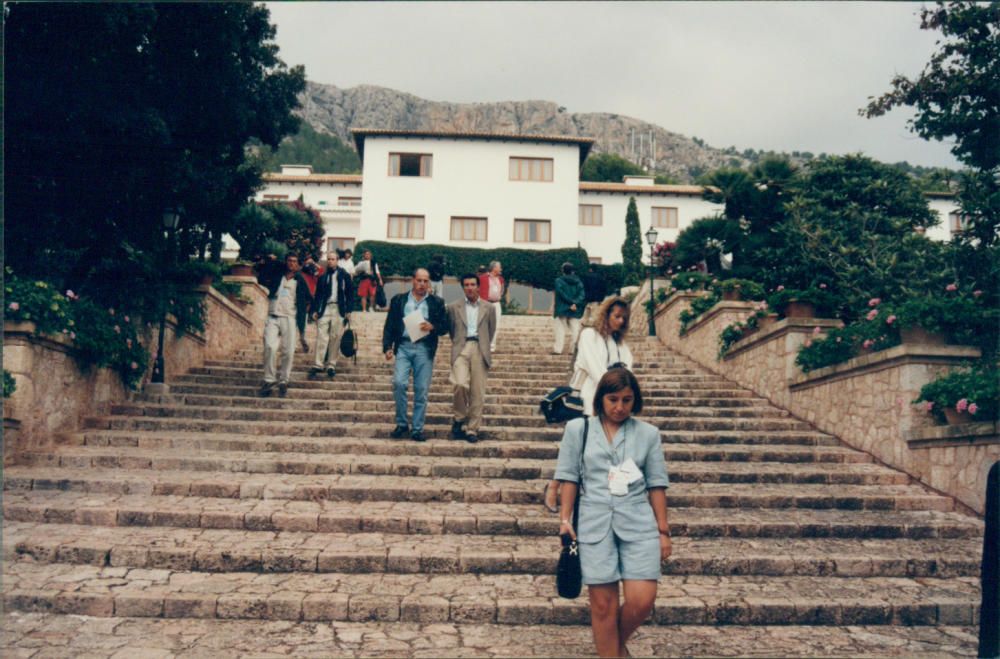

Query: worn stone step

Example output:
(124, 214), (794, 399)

(3, 522), (981, 578)
(2, 562), (980, 626)
(73, 429), (868, 463)
(4, 491), (980, 539)
(18, 447), (908, 486)
(3, 467), (955, 511)
(0, 612), (981, 657)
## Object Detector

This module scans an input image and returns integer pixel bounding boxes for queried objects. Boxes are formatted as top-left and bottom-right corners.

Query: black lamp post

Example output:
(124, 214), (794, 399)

(645, 225), (659, 336)
(151, 207), (182, 385)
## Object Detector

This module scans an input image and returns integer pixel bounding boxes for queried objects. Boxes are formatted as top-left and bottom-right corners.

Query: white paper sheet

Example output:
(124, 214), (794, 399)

(403, 308), (429, 342)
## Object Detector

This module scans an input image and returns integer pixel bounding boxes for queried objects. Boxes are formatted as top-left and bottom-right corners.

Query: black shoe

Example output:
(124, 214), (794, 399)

(465, 432), (479, 444)
(308, 366), (323, 376)
(411, 430), (426, 442)
(326, 367), (336, 378)
(389, 425), (409, 439)
(450, 421), (467, 440)
(278, 382), (288, 397)
(259, 382), (274, 397)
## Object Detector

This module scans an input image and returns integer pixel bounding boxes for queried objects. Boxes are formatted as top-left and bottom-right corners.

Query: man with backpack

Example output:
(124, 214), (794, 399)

(309, 251), (353, 379)
(552, 262), (585, 355)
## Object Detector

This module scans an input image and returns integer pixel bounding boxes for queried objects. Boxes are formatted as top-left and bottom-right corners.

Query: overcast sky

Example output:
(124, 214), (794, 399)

(266, 1), (960, 169)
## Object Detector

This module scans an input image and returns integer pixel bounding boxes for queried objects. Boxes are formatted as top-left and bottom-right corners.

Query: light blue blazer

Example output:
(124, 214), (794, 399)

(554, 416), (670, 544)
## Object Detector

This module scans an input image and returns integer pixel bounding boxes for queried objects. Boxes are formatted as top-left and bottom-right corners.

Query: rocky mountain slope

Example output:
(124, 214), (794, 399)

(298, 81), (759, 182)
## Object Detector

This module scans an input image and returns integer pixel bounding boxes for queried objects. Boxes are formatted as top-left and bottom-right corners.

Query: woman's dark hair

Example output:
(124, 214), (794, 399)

(593, 368), (643, 417)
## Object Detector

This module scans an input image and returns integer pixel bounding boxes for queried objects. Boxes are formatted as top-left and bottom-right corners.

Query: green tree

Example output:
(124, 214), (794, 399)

(673, 217), (740, 275)
(6, 3), (306, 287)
(255, 122), (362, 173)
(581, 153), (646, 182)
(861, 0), (999, 246)
(621, 197), (644, 286)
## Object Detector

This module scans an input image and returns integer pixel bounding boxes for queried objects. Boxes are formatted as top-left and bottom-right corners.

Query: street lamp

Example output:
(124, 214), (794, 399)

(645, 225), (658, 336)
(151, 207), (182, 386)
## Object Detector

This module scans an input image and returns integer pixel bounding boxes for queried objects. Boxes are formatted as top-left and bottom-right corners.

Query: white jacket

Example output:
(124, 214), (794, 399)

(573, 327), (634, 416)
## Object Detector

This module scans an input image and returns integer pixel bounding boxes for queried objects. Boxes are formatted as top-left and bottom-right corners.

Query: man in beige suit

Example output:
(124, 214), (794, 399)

(446, 273), (497, 443)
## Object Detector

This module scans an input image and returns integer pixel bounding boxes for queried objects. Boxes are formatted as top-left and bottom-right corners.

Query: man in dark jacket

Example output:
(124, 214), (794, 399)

(382, 268), (448, 441)
(309, 251), (354, 378)
(582, 262), (608, 326)
(257, 253), (313, 397)
(552, 262), (585, 355)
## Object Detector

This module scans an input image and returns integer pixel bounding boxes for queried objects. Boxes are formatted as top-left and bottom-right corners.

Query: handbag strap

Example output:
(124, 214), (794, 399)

(571, 418), (589, 534)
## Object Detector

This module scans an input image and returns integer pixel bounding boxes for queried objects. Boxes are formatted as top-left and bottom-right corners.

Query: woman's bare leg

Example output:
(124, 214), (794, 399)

(588, 582), (621, 657)
(617, 579), (657, 656)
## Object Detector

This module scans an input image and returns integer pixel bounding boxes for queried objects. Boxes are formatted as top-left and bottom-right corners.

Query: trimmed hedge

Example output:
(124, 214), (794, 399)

(353, 240), (624, 292)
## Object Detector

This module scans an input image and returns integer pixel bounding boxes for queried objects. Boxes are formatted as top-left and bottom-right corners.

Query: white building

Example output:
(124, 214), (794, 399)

(237, 130), (962, 263)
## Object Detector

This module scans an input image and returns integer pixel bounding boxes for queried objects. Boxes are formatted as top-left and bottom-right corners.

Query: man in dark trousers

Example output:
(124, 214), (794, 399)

(552, 262), (585, 355)
(445, 273), (497, 443)
(582, 262), (608, 326)
(257, 252), (313, 397)
(382, 267), (448, 441)
(309, 251), (354, 379)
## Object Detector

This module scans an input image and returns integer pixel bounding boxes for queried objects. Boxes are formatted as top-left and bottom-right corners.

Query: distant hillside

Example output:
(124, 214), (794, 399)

(271, 81), (955, 189)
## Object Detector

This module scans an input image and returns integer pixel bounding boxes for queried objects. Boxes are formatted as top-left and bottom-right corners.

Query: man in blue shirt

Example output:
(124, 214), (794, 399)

(382, 268), (448, 441)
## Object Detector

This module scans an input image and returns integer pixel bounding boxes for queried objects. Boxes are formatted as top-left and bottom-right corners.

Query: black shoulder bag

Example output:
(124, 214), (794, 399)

(556, 418), (588, 599)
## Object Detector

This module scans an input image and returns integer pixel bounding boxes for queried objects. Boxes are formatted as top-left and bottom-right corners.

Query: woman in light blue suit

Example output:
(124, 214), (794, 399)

(554, 368), (671, 658)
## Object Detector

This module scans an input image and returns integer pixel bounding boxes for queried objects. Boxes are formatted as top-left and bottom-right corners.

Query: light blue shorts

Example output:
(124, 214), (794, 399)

(580, 531), (661, 585)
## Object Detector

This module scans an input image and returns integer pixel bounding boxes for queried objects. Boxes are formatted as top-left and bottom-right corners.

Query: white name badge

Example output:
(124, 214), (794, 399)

(620, 458), (642, 484)
(608, 466), (629, 496)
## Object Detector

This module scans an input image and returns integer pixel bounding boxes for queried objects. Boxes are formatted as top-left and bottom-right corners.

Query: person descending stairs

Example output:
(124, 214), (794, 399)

(2, 312), (983, 656)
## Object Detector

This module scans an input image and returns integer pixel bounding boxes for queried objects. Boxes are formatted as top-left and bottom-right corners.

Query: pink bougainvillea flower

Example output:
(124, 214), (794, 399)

(131, 361), (139, 370)
(868, 298), (881, 307)
(124, 315), (130, 323)
(862, 339), (874, 349)
(969, 403), (979, 415)
(924, 401), (934, 412)
(776, 285), (785, 292)
(973, 290), (983, 297)
(8, 302), (19, 311)
(956, 398), (968, 412)
(65, 290), (77, 300)
(946, 283), (958, 292)
(812, 326), (821, 335)
(886, 315), (896, 325)
(866, 309), (878, 321)
(819, 283), (827, 289)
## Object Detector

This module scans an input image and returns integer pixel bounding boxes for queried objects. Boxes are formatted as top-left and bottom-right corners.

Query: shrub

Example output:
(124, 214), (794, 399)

(3, 370), (16, 398)
(717, 278), (765, 300)
(914, 365), (999, 423)
(353, 240), (600, 292)
(671, 272), (712, 291)
(890, 283), (998, 356)
(767, 286), (841, 318)
(794, 306), (900, 373)
(679, 290), (722, 335)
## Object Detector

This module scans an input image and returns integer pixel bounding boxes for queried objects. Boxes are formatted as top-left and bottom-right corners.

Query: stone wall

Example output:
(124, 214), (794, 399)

(3, 277), (268, 463)
(651, 290), (993, 514)
(904, 423), (1000, 514)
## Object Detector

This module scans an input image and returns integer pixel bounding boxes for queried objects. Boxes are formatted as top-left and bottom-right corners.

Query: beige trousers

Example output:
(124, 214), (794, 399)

(552, 317), (582, 354)
(313, 311), (344, 369)
(450, 341), (488, 433)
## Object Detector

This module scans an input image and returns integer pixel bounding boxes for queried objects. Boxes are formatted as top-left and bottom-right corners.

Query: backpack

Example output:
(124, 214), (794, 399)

(539, 386), (585, 425)
(339, 321), (357, 363)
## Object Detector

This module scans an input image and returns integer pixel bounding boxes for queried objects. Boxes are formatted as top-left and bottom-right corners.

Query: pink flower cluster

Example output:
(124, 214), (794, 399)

(946, 283), (957, 292)
(862, 339), (874, 349)
(955, 399), (979, 415)
(886, 315), (896, 325)
(8, 301), (19, 311)
(866, 309), (878, 321)
(868, 298), (881, 307)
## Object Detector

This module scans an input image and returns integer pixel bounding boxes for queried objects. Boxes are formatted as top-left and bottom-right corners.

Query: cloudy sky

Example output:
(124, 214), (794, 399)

(266, 1), (959, 169)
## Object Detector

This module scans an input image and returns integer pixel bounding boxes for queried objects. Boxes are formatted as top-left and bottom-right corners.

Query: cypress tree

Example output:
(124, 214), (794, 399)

(621, 196), (644, 286)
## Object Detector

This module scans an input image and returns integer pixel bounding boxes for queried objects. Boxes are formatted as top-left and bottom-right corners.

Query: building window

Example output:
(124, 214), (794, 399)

(338, 196), (362, 207)
(327, 237), (355, 254)
(651, 206), (678, 228)
(263, 194), (289, 200)
(514, 219), (551, 244)
(950, 212), (970, 234)
(450, 217), (488, 242)
(388, 214), (425, 239)
(579, 204), (603, 226)
(509, 157), (553, 182)
(389, 153), (432, 177)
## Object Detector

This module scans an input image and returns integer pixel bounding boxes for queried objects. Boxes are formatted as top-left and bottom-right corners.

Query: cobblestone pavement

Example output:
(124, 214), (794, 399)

(1, 613), (979, 657)
(1, 313), (984, 656)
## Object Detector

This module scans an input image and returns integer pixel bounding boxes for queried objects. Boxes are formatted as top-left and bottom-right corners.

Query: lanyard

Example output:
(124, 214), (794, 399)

(600, 418), (628, 467)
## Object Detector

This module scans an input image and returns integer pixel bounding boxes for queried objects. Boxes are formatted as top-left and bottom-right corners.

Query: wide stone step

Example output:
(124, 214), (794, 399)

(0, 613), (981, 657)
(3, 467), (955, 511)
(4, 522), (981, 578)
(3, 562), (979, 626)
(19, 446), (908, 486)
(73, 429), (868, 463)
(4, 491), (980, 539)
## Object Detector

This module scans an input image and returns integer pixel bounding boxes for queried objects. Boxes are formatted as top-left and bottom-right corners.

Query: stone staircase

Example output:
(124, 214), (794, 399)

(2, 312), (983, 656)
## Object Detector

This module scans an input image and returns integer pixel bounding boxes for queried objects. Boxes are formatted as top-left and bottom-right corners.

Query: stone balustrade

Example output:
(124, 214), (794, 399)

(649, 288), (995, 514)
(3, 276), (269, 463)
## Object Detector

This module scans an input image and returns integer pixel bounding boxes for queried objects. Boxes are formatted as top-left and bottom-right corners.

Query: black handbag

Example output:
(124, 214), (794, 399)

(375, 284), (387, 309)
(556, 418), (588, 599)
(339, 320), (357, 363)
(540, 386), (584, 424)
